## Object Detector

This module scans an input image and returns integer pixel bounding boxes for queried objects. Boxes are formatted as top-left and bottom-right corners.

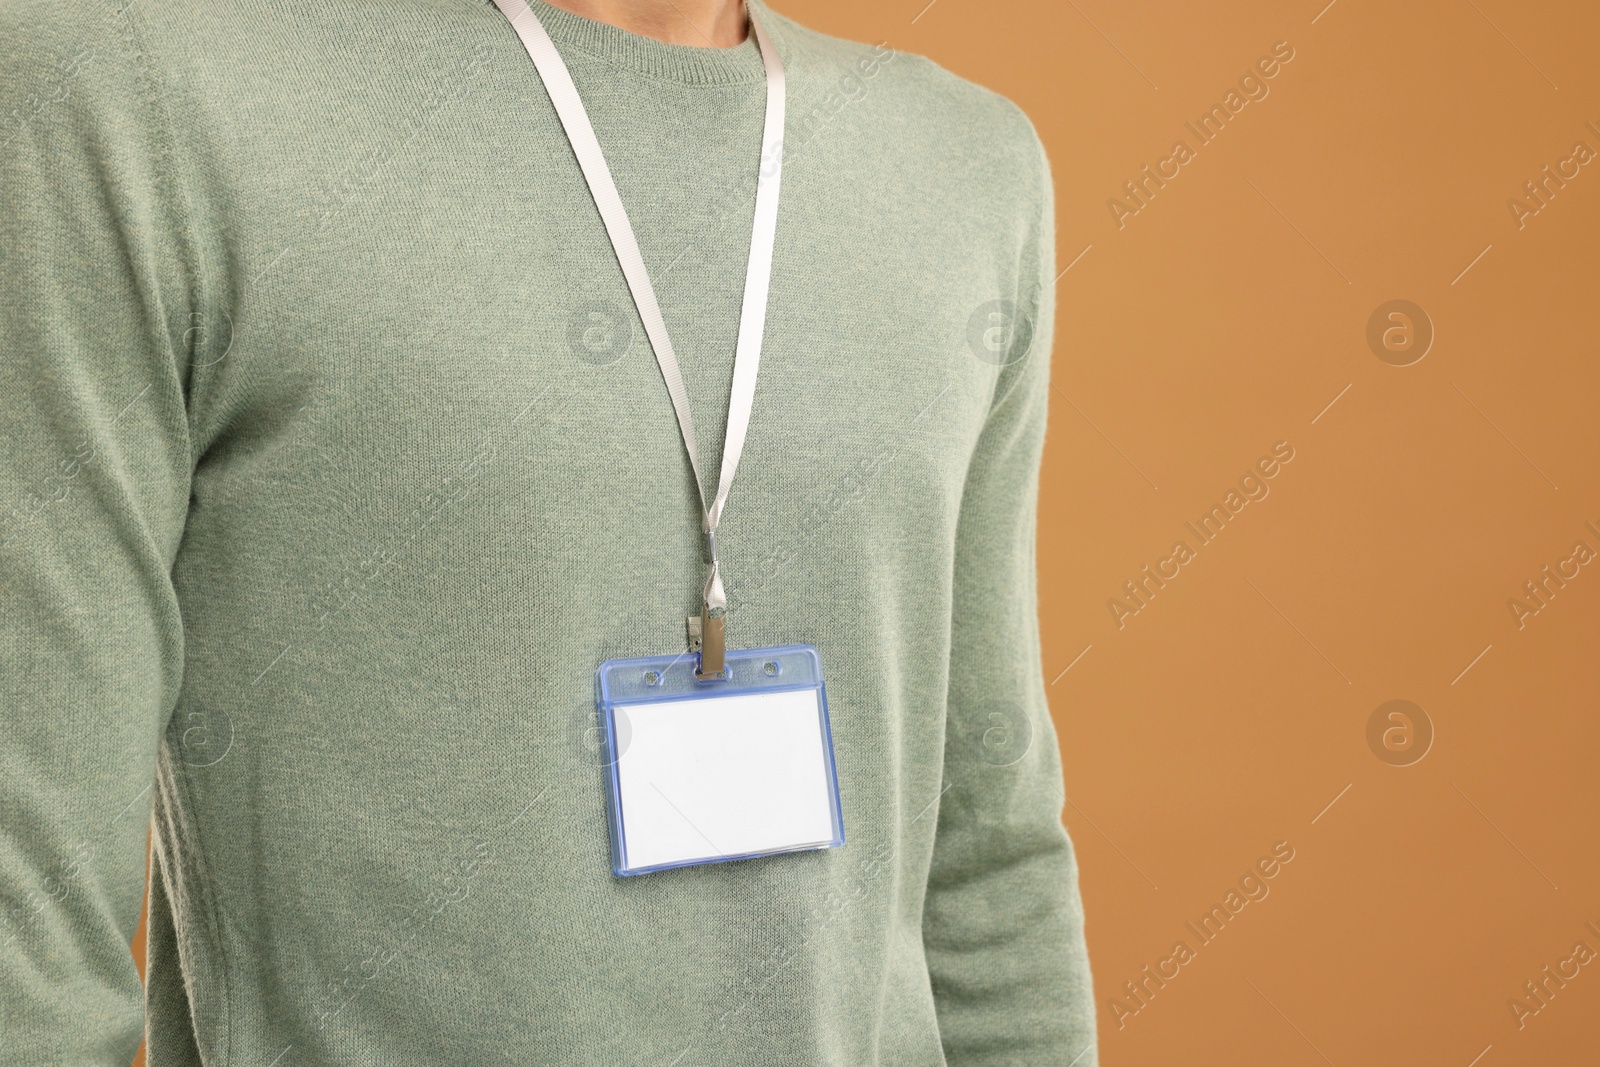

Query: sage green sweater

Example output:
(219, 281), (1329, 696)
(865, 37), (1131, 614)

(0, 0), (1096, 1062)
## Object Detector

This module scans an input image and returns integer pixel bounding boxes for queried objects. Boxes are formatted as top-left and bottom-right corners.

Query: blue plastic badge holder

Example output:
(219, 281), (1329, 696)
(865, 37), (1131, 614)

(594, 643), (845, 876)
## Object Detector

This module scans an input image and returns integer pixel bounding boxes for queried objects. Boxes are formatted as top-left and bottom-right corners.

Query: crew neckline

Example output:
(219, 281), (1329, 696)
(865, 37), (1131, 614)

(517, 0), (780, 86)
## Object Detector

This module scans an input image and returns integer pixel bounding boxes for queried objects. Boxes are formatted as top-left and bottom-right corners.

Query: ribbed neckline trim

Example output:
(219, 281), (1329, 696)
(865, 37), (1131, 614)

(518, 0), (779, 85)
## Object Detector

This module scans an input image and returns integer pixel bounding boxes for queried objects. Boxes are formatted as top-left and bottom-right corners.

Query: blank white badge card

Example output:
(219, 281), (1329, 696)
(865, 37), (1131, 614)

(594, 645), (845, 876)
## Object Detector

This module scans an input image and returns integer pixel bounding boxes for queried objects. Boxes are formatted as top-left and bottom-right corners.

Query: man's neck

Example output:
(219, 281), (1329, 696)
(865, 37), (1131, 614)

(540, 0), (749, 48)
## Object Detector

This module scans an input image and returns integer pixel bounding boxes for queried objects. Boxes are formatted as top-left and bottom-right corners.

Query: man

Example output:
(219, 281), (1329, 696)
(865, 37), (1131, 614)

(0, 0), (1097, 1062)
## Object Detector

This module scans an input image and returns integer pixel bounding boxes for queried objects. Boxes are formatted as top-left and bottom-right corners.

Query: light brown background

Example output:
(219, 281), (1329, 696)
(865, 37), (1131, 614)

(134, 1), (1600, 1064)
(832, 0), (1599, 1063)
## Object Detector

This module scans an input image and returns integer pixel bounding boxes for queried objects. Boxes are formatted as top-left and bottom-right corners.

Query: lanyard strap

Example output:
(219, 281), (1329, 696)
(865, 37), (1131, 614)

(492, 0), (786, 676)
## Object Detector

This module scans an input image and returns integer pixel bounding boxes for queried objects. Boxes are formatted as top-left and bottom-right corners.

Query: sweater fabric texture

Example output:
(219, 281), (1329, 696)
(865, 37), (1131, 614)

(0, 0), (1097, 1062)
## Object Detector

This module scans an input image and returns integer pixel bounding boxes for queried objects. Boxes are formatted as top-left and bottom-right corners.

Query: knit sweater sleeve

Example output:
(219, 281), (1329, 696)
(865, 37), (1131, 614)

(921, 121), (1099, 1065)
(1, 2), (197, 1061)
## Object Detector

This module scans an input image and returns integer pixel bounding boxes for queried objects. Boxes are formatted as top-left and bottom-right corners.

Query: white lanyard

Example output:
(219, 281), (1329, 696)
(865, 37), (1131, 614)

(492, 0), (786, 676)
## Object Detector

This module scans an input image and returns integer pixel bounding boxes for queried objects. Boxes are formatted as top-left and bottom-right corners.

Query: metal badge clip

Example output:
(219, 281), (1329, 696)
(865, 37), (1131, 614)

(695, 607), (726, 680)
